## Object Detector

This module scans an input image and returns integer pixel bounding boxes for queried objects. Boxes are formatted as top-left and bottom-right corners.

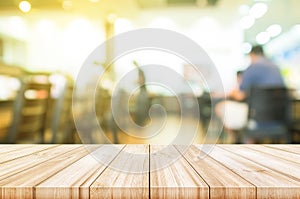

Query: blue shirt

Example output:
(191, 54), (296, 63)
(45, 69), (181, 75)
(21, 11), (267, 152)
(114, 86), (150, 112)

(240, 58), (285, 92)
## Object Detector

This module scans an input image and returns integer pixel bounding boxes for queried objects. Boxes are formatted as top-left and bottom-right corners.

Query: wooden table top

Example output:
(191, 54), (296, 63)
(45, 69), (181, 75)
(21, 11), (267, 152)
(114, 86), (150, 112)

(0, 144), (299, 199)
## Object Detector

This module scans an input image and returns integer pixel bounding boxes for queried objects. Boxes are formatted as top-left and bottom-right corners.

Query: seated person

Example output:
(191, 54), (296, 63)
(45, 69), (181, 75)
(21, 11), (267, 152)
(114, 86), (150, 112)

(215, 45), (285, 141)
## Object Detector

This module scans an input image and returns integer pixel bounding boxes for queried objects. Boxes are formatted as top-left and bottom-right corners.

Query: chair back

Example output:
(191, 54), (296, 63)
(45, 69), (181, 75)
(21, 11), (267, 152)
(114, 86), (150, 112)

(247, 86), (291, 124)
(7, 80), (51, 143)
(51, 81), (74, 143)
(242, 86), (292, 143)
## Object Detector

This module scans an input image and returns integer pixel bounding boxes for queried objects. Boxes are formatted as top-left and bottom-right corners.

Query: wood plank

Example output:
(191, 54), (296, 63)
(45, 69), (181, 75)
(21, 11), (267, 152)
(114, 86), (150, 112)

(0, 145), (37, 154)
(264, 144), (300, 154)
(176, 145), (255, 199)
(244, 145), (300, 164)
(90, 145), (149, 199)
(0, 145), (89, 199)
(220, 145), (300, 181)
(0, 144), (299, 199)
(205, 145), (300, 199)
(36, 145), (125, 199)
(0, 144), (57, 163)
(0, 145), (79, 181)
(150, 145), (208, 199)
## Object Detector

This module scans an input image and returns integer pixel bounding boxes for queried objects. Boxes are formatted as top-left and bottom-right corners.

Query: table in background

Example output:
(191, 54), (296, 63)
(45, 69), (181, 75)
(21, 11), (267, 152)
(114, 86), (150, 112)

(0, 144), (299, 199)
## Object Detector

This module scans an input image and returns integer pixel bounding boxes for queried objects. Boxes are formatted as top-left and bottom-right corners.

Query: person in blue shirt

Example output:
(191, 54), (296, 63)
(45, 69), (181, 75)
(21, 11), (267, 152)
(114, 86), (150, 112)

(231, 45), (285, 101)
(215, 45), (285, 142)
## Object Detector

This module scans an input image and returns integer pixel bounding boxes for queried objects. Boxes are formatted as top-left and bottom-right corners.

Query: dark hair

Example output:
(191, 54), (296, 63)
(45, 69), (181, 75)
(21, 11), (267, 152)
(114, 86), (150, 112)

(250, 45), (264, 56)
(237, 70), (243, 76)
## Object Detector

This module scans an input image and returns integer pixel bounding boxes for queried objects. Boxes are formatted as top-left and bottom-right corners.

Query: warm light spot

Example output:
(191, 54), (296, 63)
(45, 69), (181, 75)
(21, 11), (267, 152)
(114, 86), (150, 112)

(19, 1), (31, 13)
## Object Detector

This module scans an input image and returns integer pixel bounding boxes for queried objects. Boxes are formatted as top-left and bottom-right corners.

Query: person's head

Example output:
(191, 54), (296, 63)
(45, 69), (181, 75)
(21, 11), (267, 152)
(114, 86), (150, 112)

(249, 45), (264, 62)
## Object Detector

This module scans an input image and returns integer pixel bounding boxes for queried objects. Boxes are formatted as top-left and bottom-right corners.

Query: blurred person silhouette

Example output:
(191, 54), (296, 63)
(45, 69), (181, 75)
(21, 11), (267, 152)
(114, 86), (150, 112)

(106, 61), (150, 143)
(215, 45), (285, 143)
(132, 61), (150, 126)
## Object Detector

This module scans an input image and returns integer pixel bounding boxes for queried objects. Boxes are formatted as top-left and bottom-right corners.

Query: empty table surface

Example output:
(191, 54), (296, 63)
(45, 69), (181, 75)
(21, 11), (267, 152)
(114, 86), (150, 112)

(0, 144), (299, 199)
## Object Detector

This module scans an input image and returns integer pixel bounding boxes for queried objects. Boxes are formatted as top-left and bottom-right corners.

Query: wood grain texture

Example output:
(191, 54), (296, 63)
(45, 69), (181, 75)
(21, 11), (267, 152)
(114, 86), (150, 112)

(244, 145), (300, 164)
(220, 145), (300, 181)
(0, 144), (35, 154)
(36, 145), (124, 199)
(264, 144), (300, 154)
(178, 145), (255, 199)
(90, 145), (149, 199)
(0, 144), (55, 163)
(0, 145), (76, 181)
(0, 145), (88, 199)
(150, 145), (208, 199)
(0, 144), (299, 199)
(206, 145), (300, 199)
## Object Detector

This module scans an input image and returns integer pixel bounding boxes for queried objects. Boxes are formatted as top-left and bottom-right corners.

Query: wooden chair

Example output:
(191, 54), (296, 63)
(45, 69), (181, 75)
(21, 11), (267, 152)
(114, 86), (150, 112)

(0, 101), (14, 142)
(290, 98), (300, 143)
(50, 81), (74, 143)
(0, 65), (24, 142)
(6, 80), (51, 143)
(240, 86), (292, 144)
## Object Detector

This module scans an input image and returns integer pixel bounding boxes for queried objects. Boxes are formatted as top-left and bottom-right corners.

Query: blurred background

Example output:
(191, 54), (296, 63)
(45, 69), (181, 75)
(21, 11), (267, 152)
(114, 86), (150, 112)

(0, 0), (299, 144)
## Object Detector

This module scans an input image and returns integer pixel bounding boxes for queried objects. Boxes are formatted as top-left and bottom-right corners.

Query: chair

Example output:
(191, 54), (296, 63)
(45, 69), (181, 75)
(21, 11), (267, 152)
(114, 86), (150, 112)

(6, 80), (51, 143)
(240, 86), (292, 143)
(0, 101), (14, 142)
(50, 81), (74, 143)
(290, 98), (300, 143)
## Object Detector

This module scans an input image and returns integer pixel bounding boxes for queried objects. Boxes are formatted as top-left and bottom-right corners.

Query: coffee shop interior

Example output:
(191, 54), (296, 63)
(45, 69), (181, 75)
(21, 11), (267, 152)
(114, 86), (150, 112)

(0, 0), (299, 144)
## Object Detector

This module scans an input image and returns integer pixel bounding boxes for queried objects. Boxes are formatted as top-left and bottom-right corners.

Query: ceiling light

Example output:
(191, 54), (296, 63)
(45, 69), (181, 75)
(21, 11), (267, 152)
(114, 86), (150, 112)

(239, 16), (255, 29)
(89, 0), (99, 2)
(249, 2), (268, 19)
(19, 1), (31, 13)
(256, 31), (270, 44)
(238, 4), (250, 16)
(266, 24), (282, 37)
